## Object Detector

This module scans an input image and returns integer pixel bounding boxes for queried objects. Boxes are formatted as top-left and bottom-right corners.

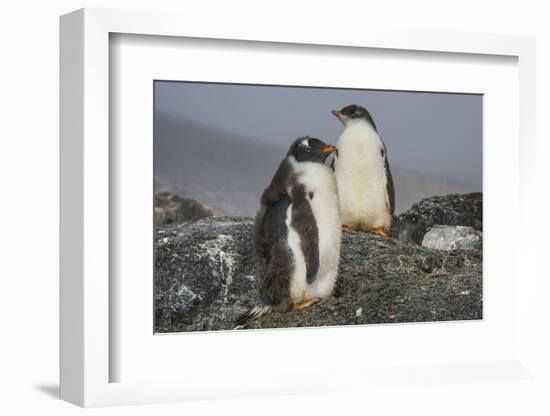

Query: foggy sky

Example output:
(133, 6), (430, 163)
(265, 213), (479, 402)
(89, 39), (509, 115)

(155, 81), (482, 188)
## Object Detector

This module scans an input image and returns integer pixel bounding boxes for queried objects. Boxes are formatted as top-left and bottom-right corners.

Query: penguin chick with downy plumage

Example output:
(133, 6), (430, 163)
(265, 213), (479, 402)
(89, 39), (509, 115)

(331, 104), (395, 236)
(234, 137), (341, 328)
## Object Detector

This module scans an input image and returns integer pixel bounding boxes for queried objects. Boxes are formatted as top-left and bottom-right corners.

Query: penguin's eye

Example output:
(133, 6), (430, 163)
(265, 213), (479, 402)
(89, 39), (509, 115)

(304, 146), (311, 152)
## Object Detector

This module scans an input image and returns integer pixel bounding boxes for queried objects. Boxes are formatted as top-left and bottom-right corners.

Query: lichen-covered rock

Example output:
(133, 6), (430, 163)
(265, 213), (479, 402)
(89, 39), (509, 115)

(155, 215), (482, 333)
(155, 192), (218, 225)
(154, 217), (256, 331)
(422, 225), (482, 251)
(391, 193), (482, 245)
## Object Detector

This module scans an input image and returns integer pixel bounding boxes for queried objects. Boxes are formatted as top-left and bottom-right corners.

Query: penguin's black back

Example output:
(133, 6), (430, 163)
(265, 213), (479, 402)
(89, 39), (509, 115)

(259, 196), (290, 267)
(255, 159), (292, 269)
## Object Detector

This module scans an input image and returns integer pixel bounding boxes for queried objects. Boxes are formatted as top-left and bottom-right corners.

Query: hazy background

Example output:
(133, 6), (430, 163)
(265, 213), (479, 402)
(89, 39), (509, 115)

(154, 81), (482, 216)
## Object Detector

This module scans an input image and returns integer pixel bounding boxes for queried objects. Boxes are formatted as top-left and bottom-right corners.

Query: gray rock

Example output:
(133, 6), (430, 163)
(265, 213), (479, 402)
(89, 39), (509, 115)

(422, 225), (482, 251)
(154, 192), (219, 225)
(155, 215), (482, 333)
(154, 217), (257, 331)
(391, 193), (482, 245)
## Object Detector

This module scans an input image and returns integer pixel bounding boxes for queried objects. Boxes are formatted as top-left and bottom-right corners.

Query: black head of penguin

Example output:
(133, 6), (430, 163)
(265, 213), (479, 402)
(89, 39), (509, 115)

(287, 136), (335, 164)
(332, 104), (377, 131)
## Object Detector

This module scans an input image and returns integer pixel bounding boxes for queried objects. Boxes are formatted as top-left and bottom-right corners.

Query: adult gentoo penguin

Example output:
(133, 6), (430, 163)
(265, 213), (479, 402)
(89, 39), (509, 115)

(331, 104), (395, 235)
(234, 137), (341, 327)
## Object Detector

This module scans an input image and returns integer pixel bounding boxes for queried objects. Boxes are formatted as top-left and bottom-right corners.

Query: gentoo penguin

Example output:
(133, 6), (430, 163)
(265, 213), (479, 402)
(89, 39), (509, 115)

(234, 137), (341, 327)
(331, 104), (395, 235)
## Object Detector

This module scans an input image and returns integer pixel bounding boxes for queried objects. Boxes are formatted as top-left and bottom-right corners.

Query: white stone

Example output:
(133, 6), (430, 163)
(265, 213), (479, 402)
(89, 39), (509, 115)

(421, 225), (482, 251)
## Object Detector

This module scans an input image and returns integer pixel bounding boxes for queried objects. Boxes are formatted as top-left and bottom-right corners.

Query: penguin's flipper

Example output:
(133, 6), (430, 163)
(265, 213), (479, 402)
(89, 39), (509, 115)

(290, 185), (320, 284)
(328, 147), (338, 171)
(381, 143), (395, 215)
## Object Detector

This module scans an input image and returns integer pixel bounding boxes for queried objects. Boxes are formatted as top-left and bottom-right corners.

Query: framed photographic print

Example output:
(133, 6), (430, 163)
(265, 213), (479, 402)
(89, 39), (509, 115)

(152, 80), (483, 334)
(60, 8), (539, 408)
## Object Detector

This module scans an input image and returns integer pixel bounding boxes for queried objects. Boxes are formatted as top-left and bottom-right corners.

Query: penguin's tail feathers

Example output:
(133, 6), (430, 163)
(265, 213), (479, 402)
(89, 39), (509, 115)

(233, 304), (272, 329)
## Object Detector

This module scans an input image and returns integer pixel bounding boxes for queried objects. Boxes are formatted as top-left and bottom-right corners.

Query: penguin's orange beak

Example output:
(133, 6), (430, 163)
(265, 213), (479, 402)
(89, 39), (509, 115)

(331, 110), (342, 118)
(323, 145), (336, 154)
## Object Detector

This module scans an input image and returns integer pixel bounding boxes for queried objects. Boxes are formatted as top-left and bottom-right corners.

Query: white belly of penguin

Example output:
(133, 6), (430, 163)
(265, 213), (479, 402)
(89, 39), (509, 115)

(335, 125), (389, 231)
(285, 162), (341, 304)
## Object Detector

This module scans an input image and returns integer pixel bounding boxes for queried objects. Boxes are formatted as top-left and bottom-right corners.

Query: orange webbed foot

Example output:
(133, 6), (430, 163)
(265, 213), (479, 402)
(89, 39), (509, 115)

(292, 298), (321, 311)
(371, 227), (387, 237)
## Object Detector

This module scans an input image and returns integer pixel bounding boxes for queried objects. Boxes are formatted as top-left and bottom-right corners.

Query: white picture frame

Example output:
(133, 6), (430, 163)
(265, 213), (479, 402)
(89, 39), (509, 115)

(60, 8), (538, 408)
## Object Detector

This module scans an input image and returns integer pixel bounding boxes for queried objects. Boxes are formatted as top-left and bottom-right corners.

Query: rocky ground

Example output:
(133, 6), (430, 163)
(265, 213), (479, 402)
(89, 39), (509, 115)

(154, 193), (483, 332)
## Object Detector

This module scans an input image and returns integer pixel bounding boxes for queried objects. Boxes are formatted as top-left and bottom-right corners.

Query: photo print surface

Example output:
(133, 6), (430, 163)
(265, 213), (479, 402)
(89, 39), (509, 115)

(154, 81), (483, 333)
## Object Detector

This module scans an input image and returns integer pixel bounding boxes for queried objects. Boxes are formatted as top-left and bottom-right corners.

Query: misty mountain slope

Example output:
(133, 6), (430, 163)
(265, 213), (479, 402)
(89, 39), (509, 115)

(392, 168), (476, 213)
(155, 114), (479, 216)
(155, 113), (287, 217)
